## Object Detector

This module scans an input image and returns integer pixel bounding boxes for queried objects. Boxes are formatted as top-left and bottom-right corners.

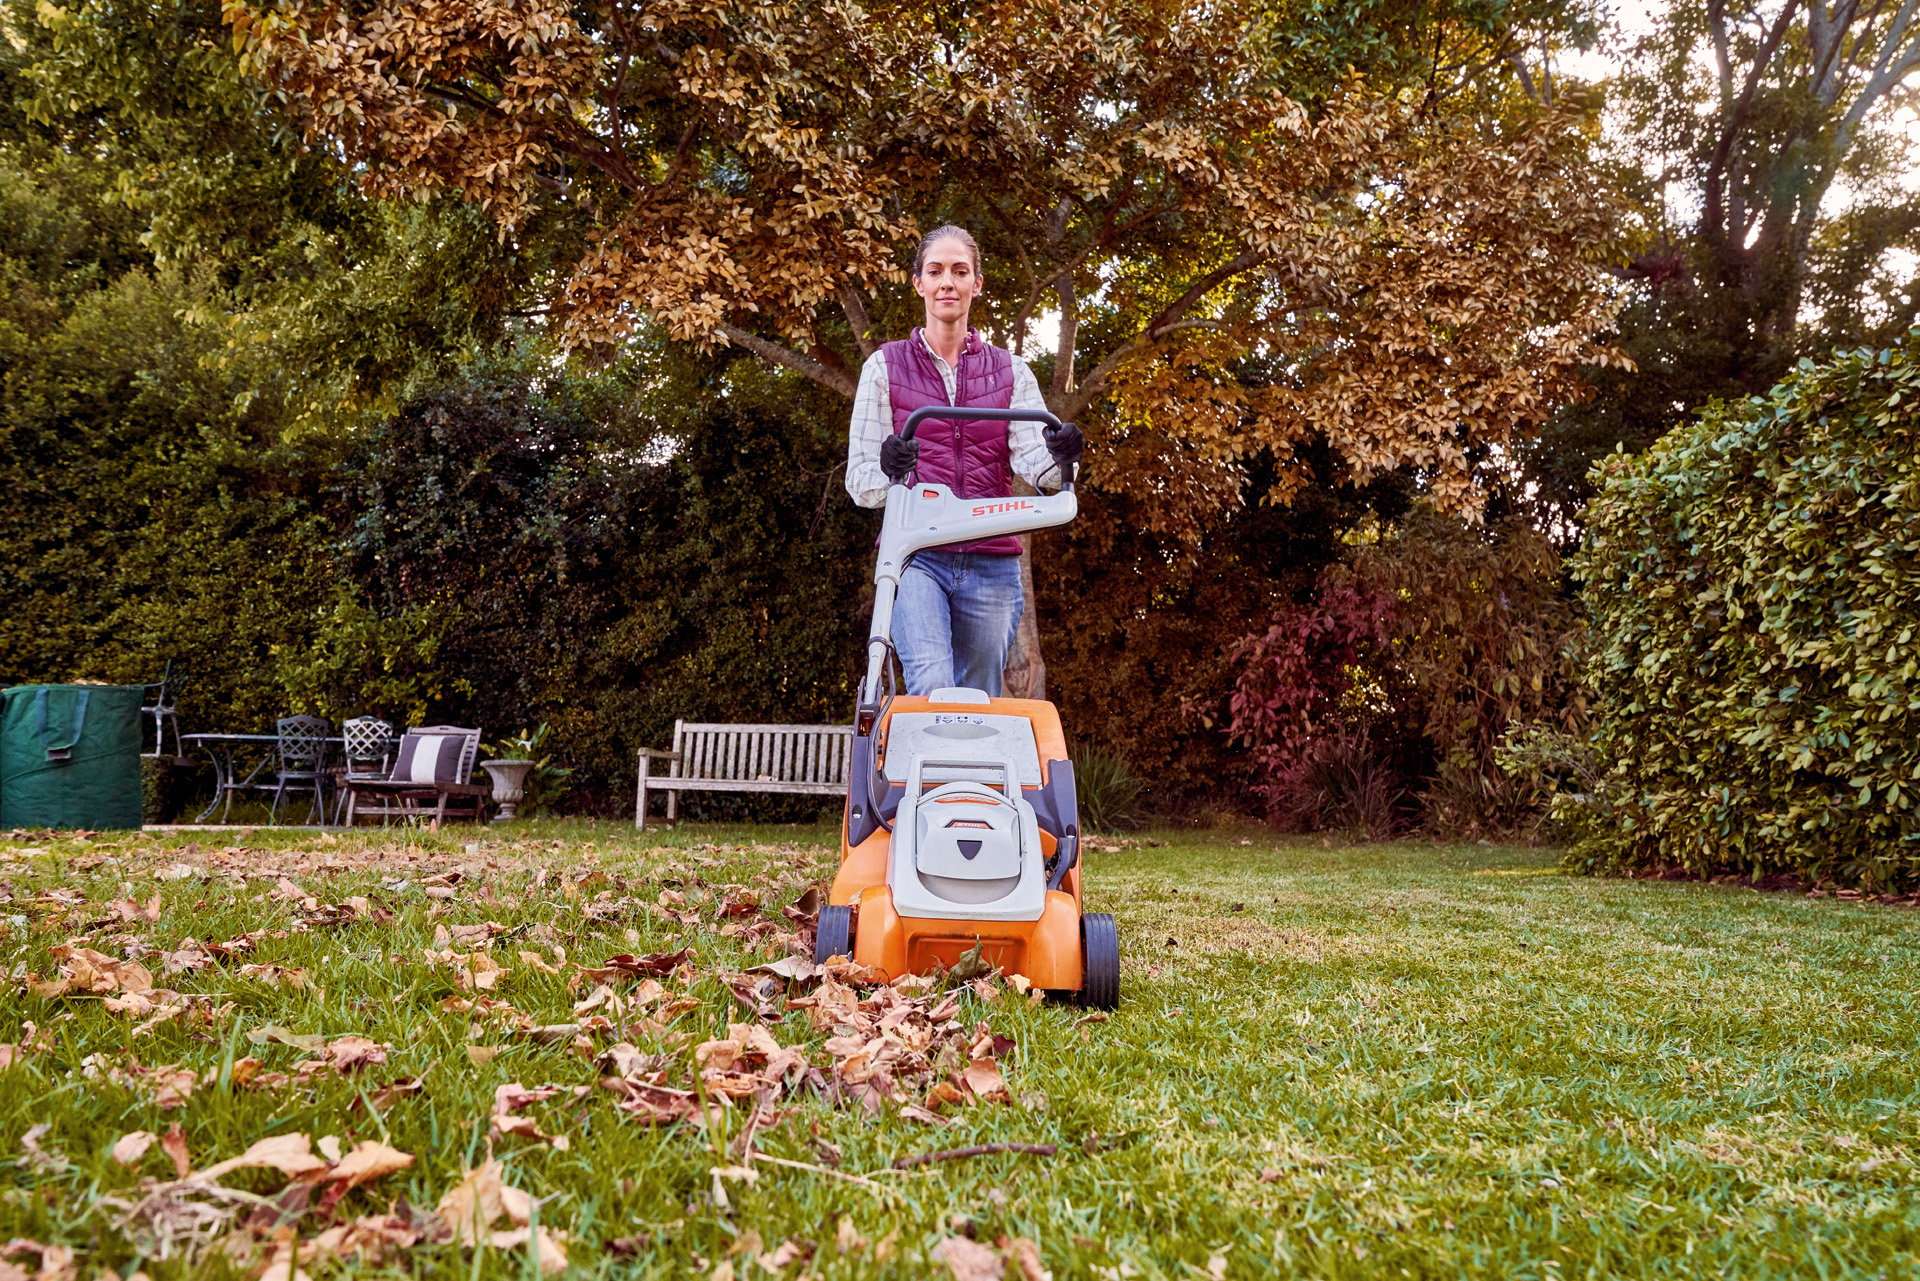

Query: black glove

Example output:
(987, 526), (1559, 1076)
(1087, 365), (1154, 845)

(1044, 421), (1084, 479)
(880, 434), (920, 483)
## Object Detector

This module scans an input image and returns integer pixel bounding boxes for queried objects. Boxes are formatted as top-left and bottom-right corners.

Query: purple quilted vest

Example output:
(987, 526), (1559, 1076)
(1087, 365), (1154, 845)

(882, 328), (1020, 555)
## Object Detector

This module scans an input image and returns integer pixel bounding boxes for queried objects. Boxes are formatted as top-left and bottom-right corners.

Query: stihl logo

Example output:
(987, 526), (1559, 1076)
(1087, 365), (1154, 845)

(971, 499), (1035, 517)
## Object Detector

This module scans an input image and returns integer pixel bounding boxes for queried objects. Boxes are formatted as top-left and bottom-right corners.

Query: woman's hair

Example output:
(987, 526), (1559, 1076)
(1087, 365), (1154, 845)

(912, 225), (981, 277)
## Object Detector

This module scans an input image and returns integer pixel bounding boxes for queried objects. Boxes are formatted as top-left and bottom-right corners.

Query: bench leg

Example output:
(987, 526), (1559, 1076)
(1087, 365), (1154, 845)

(636, 754), (650, 831)
(666, 787), (678, 825)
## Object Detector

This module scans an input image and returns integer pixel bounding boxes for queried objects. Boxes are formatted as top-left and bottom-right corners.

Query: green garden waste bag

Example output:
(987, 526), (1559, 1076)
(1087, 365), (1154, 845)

(0, 685), (144, 830)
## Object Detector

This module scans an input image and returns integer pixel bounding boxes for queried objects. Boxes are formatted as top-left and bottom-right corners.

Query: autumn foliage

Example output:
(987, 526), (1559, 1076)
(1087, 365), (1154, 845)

(227, 0), (1628, 526)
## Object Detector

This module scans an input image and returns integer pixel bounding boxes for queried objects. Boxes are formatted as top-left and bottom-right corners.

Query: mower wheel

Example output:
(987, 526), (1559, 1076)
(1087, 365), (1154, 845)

(1079, 912), (1120, 1010)
(815, 904), (854, 965)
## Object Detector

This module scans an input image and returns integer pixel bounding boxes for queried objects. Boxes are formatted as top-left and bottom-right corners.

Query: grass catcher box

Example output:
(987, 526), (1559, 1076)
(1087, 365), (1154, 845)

(0, 684), (144, 830)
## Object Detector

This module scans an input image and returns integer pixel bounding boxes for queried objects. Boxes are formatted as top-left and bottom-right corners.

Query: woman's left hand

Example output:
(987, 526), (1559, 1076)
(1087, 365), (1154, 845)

(1044, 421), (1084, 470)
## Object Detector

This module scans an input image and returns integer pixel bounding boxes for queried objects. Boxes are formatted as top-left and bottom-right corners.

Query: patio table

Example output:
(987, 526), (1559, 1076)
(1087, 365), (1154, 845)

(181, 733), (344, 824)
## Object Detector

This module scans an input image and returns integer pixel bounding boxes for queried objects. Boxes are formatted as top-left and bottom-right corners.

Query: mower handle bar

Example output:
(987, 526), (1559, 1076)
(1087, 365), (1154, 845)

(900, 405), (1063, 440)
(899, 406), (1075, 491)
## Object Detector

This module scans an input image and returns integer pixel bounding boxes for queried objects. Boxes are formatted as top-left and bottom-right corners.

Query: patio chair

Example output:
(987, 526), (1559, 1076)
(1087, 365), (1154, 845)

(340, 725), (488, 830)
(140, 661), (186, 761)
(330, 717), (394, 824)
(269, 714), (331, 825)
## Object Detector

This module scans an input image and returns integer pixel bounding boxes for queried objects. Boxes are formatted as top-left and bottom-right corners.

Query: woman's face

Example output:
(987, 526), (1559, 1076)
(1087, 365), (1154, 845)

(914, 237), (982, 325)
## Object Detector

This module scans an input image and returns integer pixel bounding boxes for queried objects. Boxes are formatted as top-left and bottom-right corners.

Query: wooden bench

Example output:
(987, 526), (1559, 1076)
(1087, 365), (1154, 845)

(635, 721), (855, 828)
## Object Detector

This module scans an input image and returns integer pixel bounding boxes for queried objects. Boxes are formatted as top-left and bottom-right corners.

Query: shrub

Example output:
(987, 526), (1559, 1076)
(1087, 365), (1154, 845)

(1569, 332), (1920, 890)
(1069, 745), (1145, 833)
(1228, 512), (1582, 837)
(1351, 510), (1585, 837)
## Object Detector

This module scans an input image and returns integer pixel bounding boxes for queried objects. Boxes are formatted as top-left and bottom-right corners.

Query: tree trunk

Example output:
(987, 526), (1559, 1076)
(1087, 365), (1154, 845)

(1002, 477), (1047, 700)
(1003, 534), (1047, 700)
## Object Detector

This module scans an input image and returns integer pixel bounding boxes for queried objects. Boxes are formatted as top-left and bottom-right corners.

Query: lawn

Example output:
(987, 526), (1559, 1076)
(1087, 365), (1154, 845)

(1, 821), (1916, 1279)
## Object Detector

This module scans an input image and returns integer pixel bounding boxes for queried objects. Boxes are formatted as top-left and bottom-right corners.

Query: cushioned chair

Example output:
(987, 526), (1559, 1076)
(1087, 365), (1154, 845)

(340, 725), (488, 829)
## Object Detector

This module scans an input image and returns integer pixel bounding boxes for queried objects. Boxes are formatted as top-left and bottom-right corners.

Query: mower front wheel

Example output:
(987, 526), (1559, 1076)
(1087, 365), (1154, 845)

(1079, 912), (1120, 1010)
(815, 904), (854, 965)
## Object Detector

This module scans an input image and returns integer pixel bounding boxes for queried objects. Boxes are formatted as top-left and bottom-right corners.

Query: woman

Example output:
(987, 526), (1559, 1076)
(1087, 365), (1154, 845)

(845, 226), (1083, 697)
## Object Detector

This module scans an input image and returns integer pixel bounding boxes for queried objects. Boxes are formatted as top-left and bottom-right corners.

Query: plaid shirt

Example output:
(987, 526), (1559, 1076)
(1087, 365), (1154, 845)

(844, 332), (1057, 509)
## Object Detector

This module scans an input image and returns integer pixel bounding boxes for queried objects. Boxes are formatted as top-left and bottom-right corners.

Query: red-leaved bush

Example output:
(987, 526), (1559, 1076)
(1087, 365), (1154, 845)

(1229, 511), (1585, 837)
(1227, 584), (1407, 833)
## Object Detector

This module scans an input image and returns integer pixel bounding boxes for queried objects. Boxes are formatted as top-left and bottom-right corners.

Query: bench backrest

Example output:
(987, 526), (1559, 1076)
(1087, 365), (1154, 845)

(670, 722), (854, 786)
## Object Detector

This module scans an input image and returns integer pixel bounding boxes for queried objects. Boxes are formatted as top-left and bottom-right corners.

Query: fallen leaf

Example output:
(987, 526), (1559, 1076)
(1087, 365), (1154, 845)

(937, 1235), (1005, 1281)
(761, 1237), (811, 1270)
(195, 1133), (329, 1182)
(151, 1068), (198, 1110)
(577, 948), (691, 984)
(960, 1059), (1011, 1102)
(160, 1124), (191, 1179)
(110, 1131), (157, 1166)
(322, 1036), (388, 1073)
(358, 1075), (426, 1112)
(998, 1236), (1047, 1281)
(435, 1159), (533, 1245)
(488, 1226), (569, 1274)
(746, 956), (822, 983)
(237, 964), (309, 990)
(247, 1026), (328, 1054)
(324, 1141), (414, 1192)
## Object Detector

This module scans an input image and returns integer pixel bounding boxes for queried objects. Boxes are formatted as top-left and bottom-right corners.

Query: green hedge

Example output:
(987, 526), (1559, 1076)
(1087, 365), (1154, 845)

(1568, 332), (1920, 889)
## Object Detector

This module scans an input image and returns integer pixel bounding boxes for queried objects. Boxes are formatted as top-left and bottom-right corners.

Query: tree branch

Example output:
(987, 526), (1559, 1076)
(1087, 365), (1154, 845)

(718, 324), (857, 398)
(1062, 251), (1269, 419)
(840, 283), (878, 359)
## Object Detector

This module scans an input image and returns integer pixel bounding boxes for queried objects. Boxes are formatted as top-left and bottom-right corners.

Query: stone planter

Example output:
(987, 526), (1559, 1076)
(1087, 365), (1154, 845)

(480, 759), (536, 822)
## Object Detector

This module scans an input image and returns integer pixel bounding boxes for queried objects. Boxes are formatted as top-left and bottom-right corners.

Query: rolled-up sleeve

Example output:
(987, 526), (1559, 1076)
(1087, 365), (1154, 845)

(1007, 358), (1063, 492)
(845, 354), (893, 509)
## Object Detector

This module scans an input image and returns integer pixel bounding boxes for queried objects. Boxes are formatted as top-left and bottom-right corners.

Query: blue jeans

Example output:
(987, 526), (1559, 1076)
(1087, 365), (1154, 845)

(893, 550), (1025, 696)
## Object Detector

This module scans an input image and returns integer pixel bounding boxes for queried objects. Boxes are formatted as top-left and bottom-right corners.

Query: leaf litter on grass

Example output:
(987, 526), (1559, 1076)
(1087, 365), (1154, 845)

(0, 831), (1061, 1276)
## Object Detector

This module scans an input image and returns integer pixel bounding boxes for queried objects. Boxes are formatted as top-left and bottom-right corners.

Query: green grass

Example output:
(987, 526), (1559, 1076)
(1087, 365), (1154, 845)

(2, 821), (1918, 1278)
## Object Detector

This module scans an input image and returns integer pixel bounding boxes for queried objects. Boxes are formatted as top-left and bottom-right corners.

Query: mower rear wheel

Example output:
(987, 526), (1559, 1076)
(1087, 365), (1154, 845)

(815, 904), (854, 965)
(1079, 912), (1120, 1010)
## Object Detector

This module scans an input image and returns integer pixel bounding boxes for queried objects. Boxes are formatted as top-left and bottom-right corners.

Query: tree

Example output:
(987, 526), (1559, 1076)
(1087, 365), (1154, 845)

(1523, 0), (1920, 529)
(232, 0), (1629, 693)
(1618, 0), (1920, 352)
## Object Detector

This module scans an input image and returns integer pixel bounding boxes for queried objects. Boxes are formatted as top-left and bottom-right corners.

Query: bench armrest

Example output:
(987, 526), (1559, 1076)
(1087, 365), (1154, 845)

(638, 749), (684, 762)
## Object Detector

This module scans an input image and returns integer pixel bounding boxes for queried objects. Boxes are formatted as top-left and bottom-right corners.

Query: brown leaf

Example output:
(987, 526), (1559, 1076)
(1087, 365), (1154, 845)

(435, 1158), (532, 1245)
(323, 1036), (389, 1073)
(577, 948), (691, 983)
(959, 1059), (1011, 1103)
(998, 1236), (1046, 1281)
(936, 1236), (1005, 1281)
(237, 963), (309, 989)
(109, 1130), (156, 1166)
(488, 1226), (569, 1274)
(196, 1133), (329, 1182)
(246, 1026), (328, 1054)
(150, 1068), (198, 1110)
(494, 1082), (563, 1114)
(323, 1141), (414, 1192)
(160, 1123), (191, 1179)
(358, 1075), (427, 1111)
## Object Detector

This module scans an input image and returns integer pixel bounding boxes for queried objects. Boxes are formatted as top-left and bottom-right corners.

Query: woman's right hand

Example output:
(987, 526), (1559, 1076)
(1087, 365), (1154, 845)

(881, 435), (920, 483)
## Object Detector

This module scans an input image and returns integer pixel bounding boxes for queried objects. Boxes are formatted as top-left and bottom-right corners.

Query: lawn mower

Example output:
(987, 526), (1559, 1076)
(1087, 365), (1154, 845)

(815, 406), (1120, 1009)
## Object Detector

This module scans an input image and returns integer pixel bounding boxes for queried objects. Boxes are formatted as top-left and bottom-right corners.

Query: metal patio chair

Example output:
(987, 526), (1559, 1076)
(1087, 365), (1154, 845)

(330, 717), (394, 824)
(269, 714), (331, 825)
